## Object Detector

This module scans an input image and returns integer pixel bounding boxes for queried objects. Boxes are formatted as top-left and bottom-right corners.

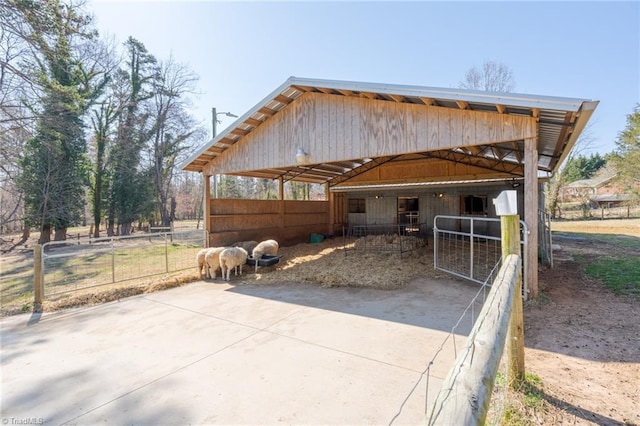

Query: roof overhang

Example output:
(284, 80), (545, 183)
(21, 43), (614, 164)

(181, 77), (598, 185)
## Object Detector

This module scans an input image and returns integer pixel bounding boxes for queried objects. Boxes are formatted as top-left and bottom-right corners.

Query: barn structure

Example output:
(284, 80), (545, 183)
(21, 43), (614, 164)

(181, 77), (598, 298)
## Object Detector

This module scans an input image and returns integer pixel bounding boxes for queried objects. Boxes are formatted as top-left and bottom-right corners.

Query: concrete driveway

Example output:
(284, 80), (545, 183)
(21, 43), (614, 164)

(1, 277), (481, 425)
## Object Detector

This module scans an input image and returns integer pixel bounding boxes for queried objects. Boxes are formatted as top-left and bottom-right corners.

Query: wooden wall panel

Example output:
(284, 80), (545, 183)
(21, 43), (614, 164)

(208, 199), (330, 247)
(210, 199), (281, 215)
(343, 158), (514, 186)
(284, 200), (329, 214)
(203, 93), (536, 176)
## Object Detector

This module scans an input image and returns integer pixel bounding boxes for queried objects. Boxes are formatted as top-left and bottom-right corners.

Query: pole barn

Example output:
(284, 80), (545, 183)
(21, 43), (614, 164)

(181, 77), (598, 298)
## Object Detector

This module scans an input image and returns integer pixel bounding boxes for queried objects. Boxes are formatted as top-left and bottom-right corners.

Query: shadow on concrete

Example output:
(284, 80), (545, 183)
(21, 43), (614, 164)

(225, 276), (484, 336)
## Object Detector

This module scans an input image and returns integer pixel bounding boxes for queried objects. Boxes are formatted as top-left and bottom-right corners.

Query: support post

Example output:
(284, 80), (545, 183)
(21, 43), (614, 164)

(204, 173), (211, 248)
(33, 244), (44, 312)
(495, 190), (525, 387)
(327, 183), (334, 235)
(524, 136), (539, 298)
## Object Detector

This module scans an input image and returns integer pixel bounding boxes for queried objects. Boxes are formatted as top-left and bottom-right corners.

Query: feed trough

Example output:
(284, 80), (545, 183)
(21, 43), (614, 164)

(246, 254), (282, 267)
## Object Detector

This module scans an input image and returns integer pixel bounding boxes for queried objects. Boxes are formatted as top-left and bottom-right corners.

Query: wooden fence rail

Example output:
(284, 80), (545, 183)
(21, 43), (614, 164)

(426, 254), (521, 425)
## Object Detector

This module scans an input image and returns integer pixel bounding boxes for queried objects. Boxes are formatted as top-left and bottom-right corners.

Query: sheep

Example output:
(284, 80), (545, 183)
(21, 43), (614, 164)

(232, 240), (259, 254)
(204, 246), (227, 279)
(251, 239), (279, 273)
(219, 247), (248, 281)
(196, 248), (209, 278)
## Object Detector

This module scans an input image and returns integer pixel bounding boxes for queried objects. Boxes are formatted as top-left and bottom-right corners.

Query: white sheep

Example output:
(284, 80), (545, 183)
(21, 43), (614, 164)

(251, 239), (279, 273)
(196, 248), (208, 278)
(204, 246), (227, 279)
(232, 240), (259, 254)
(219, 247), (248, 281)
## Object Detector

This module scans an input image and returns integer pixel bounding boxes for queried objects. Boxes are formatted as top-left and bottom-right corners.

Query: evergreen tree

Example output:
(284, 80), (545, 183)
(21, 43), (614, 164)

(613, 104), (640, 203)
(13, 0), (105, 243)
(107, 37), (157, 235)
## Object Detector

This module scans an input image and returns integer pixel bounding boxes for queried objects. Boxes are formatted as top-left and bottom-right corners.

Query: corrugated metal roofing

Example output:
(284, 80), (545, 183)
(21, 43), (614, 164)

(181, 76), (598, 185)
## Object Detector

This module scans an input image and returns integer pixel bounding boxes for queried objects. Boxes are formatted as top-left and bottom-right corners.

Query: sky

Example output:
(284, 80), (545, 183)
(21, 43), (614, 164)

(89, 0), (639, 157)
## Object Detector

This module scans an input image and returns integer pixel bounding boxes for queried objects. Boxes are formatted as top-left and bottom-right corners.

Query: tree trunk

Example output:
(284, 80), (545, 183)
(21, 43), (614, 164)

(54, 227), (66, 241)
(107, 209), (115, 236)
(170, 197), (177, 223)
(39, 224), (51, 244)
(19, 224), (30, 245)
(120, 222), (132, 236)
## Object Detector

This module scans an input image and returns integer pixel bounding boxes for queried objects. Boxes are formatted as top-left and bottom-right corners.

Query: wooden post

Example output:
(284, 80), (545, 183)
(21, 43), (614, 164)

(33, 244), (44, 312)
(501, 213), (525, 386)
(204, 173), (211, 248)
(524, 136), (539, 298)
(327, 183), (334, 235)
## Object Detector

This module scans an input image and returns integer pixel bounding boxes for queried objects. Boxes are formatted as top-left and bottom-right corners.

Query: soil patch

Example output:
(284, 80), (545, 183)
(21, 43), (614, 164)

(522, 223), (640, 425)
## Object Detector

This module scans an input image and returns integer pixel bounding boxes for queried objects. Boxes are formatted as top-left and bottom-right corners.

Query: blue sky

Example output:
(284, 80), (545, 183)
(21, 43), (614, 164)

(90, 1), (639, 156)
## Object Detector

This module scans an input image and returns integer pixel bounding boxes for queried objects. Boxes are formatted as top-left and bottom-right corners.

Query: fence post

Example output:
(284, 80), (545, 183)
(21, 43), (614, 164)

(165, 232), (169, 273)
(33, 244), (44, 312)
(495, 190), (525, 386)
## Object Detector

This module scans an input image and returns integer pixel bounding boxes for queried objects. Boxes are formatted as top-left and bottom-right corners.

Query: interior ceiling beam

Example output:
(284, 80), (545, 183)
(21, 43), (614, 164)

(328, 156), (400, 187)
(422, 149), (524, 176)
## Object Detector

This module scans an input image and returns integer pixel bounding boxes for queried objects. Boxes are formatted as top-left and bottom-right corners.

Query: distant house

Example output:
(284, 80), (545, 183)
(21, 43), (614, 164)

(560, 164), (629, 207)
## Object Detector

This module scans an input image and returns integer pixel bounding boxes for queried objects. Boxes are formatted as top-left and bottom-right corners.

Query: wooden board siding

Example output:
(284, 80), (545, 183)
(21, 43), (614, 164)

(203, 92), (537, 176)
(336, 158), (516, 187)
(208, 199), (329, 247)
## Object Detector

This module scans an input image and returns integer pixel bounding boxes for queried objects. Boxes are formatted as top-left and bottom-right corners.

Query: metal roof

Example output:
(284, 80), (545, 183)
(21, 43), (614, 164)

(181, 77), (598, 185)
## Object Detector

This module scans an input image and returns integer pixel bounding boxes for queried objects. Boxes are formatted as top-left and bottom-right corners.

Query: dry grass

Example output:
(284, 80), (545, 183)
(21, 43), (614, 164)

(247, 236), (443, 290)
(551, 217), (640, 237)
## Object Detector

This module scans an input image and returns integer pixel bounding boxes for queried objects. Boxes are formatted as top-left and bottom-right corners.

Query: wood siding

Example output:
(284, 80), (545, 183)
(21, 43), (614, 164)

(204, 92), (537, 176)
(208, 199), (329, 247)
(337, 158), (515, 187)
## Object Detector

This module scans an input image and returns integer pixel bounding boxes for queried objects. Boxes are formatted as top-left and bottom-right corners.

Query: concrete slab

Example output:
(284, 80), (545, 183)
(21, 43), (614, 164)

(1, 277), (482, 425)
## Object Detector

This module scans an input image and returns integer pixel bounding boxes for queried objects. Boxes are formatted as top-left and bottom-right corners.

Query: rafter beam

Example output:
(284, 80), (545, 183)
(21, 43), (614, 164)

(243, 117), (262, 127)
(496, 104), (506, 114)
(258, 106), (277, 116)
(388, 94), (405, 102)
(336, 89), (354, 97)
(419, 97), (436, 106)
(456, 100), (469, 110)
(274, 94), (293, 104)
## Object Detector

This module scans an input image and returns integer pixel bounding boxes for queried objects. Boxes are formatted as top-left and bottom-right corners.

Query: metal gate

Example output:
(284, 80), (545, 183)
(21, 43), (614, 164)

(433, 215), (528, 298)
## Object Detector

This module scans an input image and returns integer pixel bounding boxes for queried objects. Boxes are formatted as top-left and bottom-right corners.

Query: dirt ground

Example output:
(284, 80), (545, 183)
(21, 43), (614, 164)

(1, 220), (639, 424)
(524, 221), (639, 425)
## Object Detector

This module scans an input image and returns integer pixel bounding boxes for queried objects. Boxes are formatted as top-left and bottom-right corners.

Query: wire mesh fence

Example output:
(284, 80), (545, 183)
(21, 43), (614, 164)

(39, 230), (205, 297)
(425, 255), (522, 425)
(342, 223), (430, 257)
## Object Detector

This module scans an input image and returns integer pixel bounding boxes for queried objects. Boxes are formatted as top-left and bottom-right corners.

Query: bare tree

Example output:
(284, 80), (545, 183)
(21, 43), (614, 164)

(460, 60), (515, 92)
(147, 55), (204, 226)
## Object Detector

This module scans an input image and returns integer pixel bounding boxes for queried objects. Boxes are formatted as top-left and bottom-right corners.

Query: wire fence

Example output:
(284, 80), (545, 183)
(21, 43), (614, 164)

(342, 223), (430, 258)
(425, 255), (522, 425)
(38, 230), (205, 298)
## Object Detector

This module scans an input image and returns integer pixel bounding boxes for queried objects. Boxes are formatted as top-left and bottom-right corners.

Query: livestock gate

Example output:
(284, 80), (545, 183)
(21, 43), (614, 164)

(433, 215), (529, 299)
